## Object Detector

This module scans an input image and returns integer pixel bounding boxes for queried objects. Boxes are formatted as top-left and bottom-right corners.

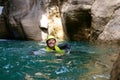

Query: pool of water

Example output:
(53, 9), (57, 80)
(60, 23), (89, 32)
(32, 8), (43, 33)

(0, 40), (118, 80)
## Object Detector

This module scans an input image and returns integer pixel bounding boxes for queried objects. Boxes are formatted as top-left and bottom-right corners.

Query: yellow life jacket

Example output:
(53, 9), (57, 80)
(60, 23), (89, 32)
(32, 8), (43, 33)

(46, 45), (65, 54)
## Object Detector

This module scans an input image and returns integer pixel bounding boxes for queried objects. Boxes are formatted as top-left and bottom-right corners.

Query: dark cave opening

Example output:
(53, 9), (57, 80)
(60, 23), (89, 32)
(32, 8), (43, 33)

(65, 10), (91, 41)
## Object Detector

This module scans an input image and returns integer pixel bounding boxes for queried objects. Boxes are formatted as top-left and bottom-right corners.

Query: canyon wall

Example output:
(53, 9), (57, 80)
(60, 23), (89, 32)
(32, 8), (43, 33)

(0, 0), (120, 42)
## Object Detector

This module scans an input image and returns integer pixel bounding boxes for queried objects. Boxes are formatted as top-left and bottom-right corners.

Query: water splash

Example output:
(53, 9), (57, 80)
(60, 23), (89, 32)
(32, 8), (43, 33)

(55, 66), (69, 74)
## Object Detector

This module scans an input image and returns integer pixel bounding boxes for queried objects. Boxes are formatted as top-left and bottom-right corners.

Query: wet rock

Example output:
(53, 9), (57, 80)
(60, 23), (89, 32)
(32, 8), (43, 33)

(110, 53), (120, 80)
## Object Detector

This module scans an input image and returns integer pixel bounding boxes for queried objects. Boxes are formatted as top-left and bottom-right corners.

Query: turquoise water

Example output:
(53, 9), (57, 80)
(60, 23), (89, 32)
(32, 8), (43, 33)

(0, 40), (117, 80)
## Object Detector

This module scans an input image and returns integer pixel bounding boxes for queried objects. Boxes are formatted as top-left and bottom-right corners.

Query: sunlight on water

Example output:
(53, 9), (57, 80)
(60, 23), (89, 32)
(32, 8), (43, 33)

(0, 40), (119, 80)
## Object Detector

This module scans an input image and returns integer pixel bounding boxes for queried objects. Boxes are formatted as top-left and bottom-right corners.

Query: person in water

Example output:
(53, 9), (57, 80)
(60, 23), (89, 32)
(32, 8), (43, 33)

(46, 35), (71, 54)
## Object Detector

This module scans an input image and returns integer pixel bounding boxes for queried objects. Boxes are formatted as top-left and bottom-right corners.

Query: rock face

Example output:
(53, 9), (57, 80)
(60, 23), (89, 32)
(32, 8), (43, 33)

(98, 8), (120, 43)
(0, 0), (120, 42)
(0, 0), (6, 6)
(91, 1), (120, 79)
(61, 0), (94, 41)
(3, 0), (47, 40)
(91, 0), (120, 43)
(110, 53), (120, 80)
(0, 14), (10, 38)
(46, 0), (65, 41)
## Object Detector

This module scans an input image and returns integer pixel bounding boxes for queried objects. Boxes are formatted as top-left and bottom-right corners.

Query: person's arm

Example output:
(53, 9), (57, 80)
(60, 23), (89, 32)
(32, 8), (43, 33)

(55, 46), (65, 54)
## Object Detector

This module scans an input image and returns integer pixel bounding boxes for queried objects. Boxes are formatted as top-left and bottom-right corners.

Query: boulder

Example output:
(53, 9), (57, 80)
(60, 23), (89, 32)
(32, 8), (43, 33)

(4, 0), (47, 40)
(110, 53), (120, 80)
(98, 8), (120, 43)
(91, 0), (120, 42)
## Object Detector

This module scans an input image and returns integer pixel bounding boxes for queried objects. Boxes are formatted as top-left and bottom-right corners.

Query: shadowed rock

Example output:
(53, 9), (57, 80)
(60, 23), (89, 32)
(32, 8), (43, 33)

(0, 0), (6, 6)
(110, 53), (120, 80)
(61, 0), (93, 41)
(4, 0), (47, 40)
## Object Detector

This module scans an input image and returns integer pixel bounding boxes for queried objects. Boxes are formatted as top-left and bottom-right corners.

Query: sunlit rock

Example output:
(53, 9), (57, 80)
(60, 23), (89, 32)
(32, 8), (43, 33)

(0, 0), (120, 43)
(98, 8), (120, 43)
(91, 0), (120, 43)
(40, 14), (48, 41)
(47, 5), (65, 41)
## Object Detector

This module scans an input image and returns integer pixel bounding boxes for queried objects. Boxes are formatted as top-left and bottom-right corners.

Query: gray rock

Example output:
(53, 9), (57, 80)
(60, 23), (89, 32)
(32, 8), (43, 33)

(61, 0), (93, 41)
(91, 0), (120, 43)
(5, 0), (47, 40)
(110, 53), (120, 80)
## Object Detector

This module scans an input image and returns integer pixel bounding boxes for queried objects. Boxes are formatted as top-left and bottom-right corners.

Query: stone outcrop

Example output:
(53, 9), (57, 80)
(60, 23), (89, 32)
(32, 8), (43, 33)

(61, 0), (94, 41)
(91, 0), (120, 43)
(46, 0), (65, 41)
(110, 53), (120, 80)
(3, 0), (47, 40)
(0, 0), (66, 41)
(0, 0), (120, 42)
(91, 1), (120, 79)
(98, 8), (120, 43)
(0, 0), (6, 6)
